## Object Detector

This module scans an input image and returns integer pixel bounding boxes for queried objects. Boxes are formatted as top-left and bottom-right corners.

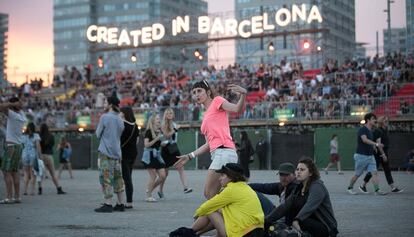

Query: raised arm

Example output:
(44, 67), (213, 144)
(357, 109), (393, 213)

(0, 101), (21, 113)
(220, 84), (247, 113)
(144, 133), (162, 148)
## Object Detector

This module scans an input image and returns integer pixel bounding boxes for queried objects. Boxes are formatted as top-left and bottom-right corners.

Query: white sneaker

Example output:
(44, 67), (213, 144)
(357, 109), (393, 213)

(347, 188), (357, 195)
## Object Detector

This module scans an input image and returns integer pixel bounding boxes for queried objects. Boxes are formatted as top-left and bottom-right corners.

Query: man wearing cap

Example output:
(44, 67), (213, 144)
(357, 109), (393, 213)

(191, 163), (264, 237)
(94, 96), (125, 212)
(249, 162), (298, 216)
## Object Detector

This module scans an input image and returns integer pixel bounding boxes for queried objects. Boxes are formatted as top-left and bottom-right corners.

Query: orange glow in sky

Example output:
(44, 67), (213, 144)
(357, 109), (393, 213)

(7, 36), (54, 86)
(1, 0), (53, 86)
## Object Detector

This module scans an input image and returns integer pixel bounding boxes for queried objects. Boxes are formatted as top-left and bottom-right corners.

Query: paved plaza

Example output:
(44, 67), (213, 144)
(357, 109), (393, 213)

(0, 169), (413, 237)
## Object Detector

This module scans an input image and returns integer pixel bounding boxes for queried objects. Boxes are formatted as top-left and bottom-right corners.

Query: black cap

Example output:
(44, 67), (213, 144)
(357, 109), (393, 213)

(216, 163), (244, 175)
(107, 96), (120, 107)
(277, 162), (295, 175)
(9, 97), (19, 103)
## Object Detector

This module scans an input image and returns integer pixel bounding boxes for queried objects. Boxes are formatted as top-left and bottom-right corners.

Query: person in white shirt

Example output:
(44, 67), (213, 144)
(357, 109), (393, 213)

(0, 98), (27, 204)
(324, 135), (343, 175)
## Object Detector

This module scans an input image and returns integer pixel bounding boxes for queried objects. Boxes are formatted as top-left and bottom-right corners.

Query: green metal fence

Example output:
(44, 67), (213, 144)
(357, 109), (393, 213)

(314, 128), (357, 170)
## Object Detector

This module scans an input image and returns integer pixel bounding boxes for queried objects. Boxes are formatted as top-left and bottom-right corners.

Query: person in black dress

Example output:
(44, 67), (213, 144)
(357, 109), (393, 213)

(160, 108), (192, 195)
(237, 131), (253, 178)
(120, 107), (140, 208)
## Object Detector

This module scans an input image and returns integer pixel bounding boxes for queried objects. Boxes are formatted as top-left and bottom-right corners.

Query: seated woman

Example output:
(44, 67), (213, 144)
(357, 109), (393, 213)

(192, 163), (264, 237)
(405, 149), (414, 173)
(265, 158), (338, 237)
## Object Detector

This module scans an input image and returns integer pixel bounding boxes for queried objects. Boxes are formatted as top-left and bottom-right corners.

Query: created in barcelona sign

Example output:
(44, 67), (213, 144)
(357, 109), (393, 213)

(86, 4), (322, 47)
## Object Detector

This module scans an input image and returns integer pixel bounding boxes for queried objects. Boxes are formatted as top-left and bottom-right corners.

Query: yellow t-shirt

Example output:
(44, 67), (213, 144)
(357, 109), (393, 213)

(194, 182), (264, 237)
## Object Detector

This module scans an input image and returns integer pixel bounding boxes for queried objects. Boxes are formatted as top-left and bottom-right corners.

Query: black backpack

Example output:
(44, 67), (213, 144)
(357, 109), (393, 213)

(169, 227), (197, 237)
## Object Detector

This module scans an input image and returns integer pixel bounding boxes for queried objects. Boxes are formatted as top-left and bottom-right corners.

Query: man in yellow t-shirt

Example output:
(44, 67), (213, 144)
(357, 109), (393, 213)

(192, 163), (264, 237)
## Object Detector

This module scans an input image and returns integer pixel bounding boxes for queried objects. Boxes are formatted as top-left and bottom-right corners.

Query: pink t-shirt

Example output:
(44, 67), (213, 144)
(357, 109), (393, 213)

(200, 96), (236, 152)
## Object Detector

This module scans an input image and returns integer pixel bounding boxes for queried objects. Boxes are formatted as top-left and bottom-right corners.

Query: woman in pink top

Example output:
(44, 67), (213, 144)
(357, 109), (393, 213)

(174, 80), (247, 199)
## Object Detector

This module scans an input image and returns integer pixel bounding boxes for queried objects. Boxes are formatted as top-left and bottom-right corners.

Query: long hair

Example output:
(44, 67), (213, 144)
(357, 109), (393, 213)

(377, 116), (388, 127)
(162, 108), (174, 135)
(25, 122), (35, 138)
(59, 136), (67, 148)
(240, 130), (251, 150)
(240, 131), (249, 141)
(298, 157), (320, 192)
(120, 106), (136, 124)
(226, 171), (247, 182)
(39, 123), (51, 145)
(146, 114), (160, 139)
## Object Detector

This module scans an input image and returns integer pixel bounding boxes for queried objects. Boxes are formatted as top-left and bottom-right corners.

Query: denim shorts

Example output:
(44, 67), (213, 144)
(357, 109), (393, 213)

(354, 153), (377, 177)
(209, 148), (238, 170)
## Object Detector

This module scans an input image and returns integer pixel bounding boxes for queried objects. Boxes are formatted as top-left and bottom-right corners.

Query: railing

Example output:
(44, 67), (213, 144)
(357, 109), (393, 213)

(25, 96), (414, 130)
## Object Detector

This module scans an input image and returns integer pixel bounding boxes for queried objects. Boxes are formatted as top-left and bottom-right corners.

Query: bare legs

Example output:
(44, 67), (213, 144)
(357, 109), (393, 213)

(58, 162), (74, 179)
(204, 170), (222, 199)
(192, 212), (226, 237)
(146, 168), (166, 200)
(23, 166), (35, 195)
(159, 167), (190, 194)
(324, 161), (342, 173)
(42, 155), (61, 188)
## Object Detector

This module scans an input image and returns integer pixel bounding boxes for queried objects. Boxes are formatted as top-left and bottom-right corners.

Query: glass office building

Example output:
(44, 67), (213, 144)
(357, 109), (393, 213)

(53, 0), (208, 73)
(384, 28), (407, 55)
(0, 13), (8, 88)
(235, 0), (355, 69)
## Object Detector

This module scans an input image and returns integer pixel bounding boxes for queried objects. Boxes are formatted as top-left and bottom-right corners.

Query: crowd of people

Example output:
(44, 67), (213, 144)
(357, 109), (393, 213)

(0, 53), (413, 130)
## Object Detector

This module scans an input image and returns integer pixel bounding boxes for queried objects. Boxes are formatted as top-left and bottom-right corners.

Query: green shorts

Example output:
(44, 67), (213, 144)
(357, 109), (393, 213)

(1, 144), (22, 172)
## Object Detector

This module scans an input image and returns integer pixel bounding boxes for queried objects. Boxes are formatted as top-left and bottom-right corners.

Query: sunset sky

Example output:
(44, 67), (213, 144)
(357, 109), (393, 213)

(0, 0), (407, 86)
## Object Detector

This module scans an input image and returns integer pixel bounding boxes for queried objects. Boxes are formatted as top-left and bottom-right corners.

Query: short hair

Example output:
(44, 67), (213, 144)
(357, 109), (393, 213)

(364, 113), (377, 121)
(191, 80), (214, 99)
(107, 96), (120, 112)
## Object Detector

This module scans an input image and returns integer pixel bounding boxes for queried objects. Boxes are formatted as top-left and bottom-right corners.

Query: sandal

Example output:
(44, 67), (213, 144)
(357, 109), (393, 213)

(0, 198), (13, 204)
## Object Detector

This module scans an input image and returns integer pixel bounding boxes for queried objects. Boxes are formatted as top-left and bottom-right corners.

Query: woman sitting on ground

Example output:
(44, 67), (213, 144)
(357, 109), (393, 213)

(192, 163), (264, 237)
(265, 157), (338, 237)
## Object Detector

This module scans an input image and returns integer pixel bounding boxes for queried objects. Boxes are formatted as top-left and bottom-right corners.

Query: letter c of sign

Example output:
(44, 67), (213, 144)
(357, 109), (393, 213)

(86, 25), (98, 42)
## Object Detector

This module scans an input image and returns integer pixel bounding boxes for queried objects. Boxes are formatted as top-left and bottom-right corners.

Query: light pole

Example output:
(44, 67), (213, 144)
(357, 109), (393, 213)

(384, 0), (394, 54)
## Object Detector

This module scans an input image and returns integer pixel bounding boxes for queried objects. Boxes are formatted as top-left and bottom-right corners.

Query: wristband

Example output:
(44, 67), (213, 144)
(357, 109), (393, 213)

(375, 143), (379, 147)
(190, 152), (196, 159)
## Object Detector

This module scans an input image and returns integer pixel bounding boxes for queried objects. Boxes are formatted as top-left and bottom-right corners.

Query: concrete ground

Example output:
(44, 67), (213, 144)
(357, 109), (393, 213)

(0, 169), (413, 237)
